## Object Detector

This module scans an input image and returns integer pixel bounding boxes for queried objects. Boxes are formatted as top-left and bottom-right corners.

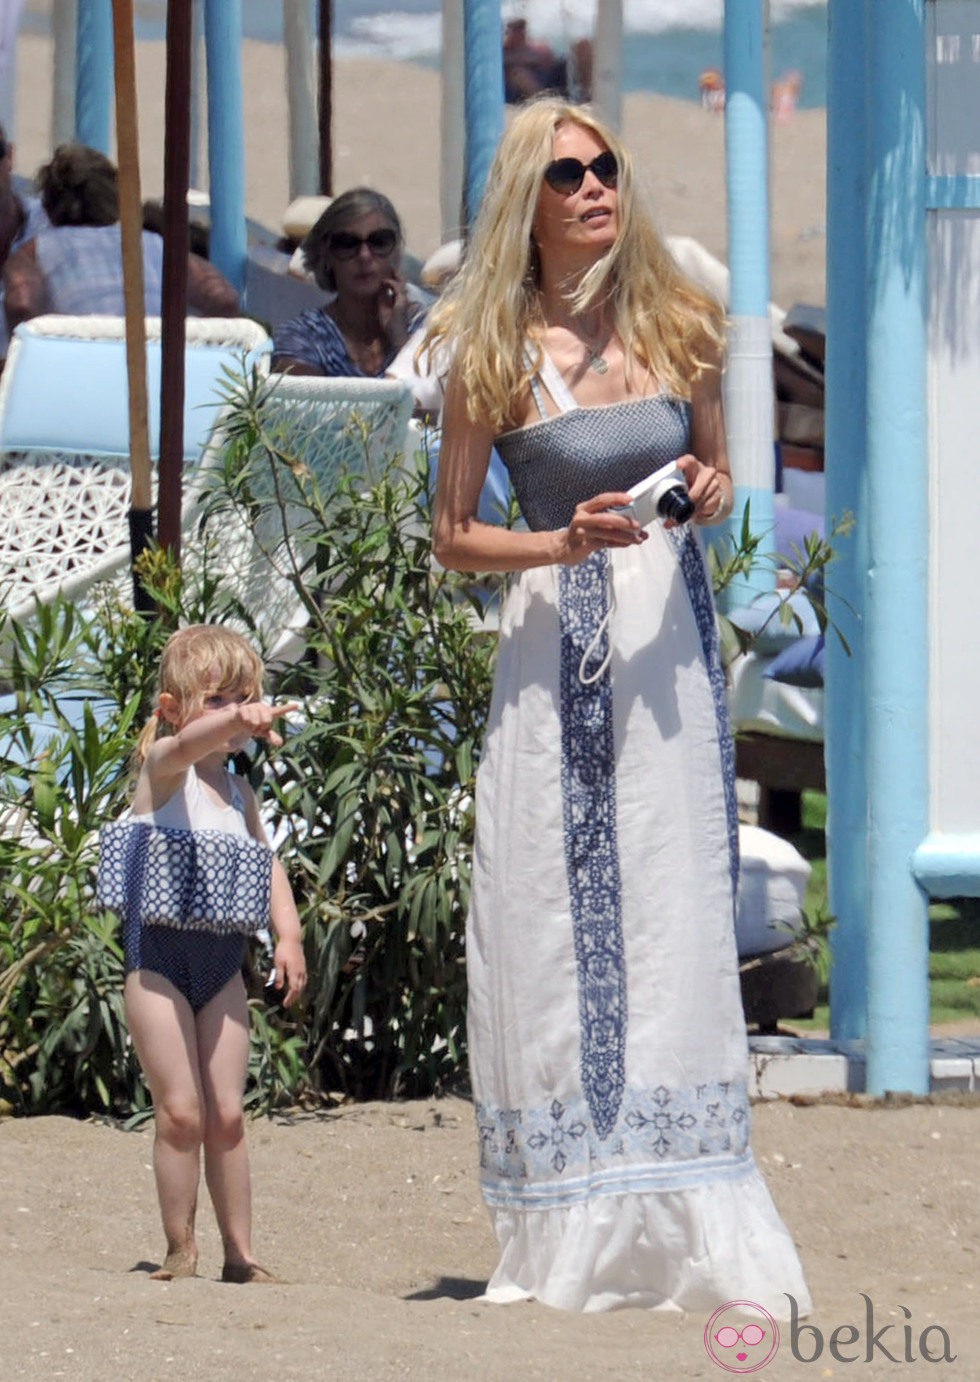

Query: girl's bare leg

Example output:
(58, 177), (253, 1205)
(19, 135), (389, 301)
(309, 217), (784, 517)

(124, 971), (205, 1278)
(196, 974), (274, 1280)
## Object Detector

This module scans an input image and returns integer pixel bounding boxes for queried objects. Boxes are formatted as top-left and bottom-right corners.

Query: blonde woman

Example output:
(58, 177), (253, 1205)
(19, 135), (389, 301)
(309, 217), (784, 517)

(430, 99), (810, 1317)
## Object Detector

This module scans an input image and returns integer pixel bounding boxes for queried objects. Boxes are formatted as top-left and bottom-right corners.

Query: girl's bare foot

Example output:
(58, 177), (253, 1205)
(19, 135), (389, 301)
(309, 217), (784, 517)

(221, 1261), (279, 1284)
(150, 1246), (198, 1280)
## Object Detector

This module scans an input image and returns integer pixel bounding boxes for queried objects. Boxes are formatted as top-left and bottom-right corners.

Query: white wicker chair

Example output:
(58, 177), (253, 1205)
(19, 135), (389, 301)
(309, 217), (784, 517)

(0, 336), (414, 665)
(0, 314), (272, 624)
(184, 372), (415, 664)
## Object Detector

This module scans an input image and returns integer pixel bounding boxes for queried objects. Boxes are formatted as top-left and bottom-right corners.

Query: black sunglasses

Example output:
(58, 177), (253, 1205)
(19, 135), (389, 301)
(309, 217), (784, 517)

(327, 228), (398, 260)
(543, 151), (618, 196)
(0, 141), (8, 160)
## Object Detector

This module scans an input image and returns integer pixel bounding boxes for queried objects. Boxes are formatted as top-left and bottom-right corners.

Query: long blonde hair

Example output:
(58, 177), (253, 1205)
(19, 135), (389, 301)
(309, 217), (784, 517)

(132, 624), (265, 767)
(424, 97), (724, 432)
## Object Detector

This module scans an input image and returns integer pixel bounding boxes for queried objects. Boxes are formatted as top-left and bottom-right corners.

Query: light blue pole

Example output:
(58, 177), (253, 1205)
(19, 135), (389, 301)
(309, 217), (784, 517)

(824, 0), (869, 1039)
(203, 0), (246, 294)
(75, 0), (113, 153)
(864, 0), (930, 1095)
(462, 0), (504, 227)
(722, 0), (776, 604)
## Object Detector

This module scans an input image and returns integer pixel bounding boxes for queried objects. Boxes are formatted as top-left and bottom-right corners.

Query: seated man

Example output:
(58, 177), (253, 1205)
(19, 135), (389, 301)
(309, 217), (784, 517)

(3, 143), (238, 333)
(503, 19), (568, 103)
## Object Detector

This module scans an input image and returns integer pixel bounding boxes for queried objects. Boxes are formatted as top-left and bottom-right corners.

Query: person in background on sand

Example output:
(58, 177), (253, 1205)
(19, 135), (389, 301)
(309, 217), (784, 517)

(503, 17), (568, 103)
(97, 625), (306, 1283)
(271, 187), (425, 378)
(426, 97), (812, 1316)
(2, 142), (238, 332)
(0, 120), (48, 364)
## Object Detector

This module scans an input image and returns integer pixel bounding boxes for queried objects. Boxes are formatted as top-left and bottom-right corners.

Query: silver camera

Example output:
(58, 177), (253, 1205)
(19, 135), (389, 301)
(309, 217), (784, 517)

(610, 461), (694, 528)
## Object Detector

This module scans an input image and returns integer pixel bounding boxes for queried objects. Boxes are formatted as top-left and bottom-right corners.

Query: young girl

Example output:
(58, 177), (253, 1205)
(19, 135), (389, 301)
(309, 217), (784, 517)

(98, 624), (306, 1283)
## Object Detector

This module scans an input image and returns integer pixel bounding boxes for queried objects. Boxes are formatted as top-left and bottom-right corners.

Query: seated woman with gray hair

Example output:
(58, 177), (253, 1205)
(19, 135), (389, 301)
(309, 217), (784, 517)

(2, 142), (238, 331)
(271, 187), (425, 378)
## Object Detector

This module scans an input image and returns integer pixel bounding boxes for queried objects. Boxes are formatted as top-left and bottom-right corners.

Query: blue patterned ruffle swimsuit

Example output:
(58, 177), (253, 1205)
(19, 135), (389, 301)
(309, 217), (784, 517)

(98, 766), (272, 1013)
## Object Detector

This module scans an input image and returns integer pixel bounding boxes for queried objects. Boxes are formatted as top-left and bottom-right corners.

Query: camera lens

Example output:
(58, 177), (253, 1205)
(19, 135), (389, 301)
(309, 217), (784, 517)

(656, 485), (695, 523)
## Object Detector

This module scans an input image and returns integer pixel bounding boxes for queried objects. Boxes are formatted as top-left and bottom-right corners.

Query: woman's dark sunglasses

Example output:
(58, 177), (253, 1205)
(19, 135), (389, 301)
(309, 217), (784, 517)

(327, 228), (398, 260)
(543, 151), (618, 196)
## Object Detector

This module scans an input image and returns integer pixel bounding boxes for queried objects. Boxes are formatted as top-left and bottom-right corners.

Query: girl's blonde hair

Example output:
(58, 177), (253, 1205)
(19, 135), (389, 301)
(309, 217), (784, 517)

(424, 97), (724, 433)
(133, 624), (265, 767)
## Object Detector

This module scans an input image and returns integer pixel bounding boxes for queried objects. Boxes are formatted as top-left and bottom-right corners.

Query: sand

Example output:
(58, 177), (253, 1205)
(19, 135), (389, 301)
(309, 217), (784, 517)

(1, 1094), (979, 1380)
(10, 31), (972, 1382)
(11, 37), (826, 311)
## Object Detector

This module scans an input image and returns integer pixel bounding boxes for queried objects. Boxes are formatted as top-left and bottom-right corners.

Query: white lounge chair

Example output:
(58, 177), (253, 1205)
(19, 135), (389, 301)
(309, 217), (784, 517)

(0, 314), (272, 624)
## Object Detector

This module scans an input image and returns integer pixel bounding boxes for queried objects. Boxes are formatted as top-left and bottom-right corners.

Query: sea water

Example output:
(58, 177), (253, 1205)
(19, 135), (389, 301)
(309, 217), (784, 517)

(20, 0), (829, 109)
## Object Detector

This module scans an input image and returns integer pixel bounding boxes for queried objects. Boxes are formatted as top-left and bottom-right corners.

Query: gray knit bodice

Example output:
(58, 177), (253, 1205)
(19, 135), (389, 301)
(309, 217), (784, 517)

(494, 394), (692, 531)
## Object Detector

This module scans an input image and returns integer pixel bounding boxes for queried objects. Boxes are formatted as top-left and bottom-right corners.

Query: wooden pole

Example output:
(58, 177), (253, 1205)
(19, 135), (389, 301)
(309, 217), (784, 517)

(158, 0), (192, 557)
(316, 0), (332, 195)
(111, 0), (154, 611)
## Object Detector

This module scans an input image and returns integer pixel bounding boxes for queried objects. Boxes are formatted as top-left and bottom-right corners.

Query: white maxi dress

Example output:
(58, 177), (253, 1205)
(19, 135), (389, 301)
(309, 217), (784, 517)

(466, 355), (811, 1316)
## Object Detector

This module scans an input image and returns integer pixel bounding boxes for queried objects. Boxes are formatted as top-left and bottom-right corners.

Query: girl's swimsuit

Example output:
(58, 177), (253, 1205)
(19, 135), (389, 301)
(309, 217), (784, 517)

(98, 766), (272, 1013)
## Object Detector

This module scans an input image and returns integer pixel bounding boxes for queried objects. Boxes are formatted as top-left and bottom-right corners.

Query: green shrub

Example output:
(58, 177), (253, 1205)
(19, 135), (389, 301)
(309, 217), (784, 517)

(0, 372), (497, 1114)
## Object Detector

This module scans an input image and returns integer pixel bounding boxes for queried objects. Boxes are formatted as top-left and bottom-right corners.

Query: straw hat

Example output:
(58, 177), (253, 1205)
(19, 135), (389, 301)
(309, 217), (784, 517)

(281, 194), (333, 244)
(421, 239), (463, 290)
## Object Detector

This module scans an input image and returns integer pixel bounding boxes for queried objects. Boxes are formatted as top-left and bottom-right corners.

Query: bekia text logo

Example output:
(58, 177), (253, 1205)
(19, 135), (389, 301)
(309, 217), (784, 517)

(705, 1295), (957, 1371)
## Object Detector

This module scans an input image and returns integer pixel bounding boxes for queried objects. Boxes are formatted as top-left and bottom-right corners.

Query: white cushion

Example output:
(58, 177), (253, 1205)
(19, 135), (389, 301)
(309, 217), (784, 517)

(735, 823), (811, 959)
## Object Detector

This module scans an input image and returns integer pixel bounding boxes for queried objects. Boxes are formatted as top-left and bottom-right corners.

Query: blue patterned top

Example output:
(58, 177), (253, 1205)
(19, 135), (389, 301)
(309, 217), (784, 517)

(97, 818), (272, 937)
(273, 303), (425, 378)
(494, 394), (692, 530)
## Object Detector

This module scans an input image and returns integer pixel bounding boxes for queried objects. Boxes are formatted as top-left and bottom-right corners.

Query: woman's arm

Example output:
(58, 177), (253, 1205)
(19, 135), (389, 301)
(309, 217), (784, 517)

(432, 368), (642, 573)
(186, 251), (239, 316)
(679, 349), (733, 526)
(269, 354), (324, 376)
(3, 239), (44, 330)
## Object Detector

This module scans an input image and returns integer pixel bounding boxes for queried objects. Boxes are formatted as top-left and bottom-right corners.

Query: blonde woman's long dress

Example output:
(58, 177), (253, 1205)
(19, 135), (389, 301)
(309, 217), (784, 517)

(467, 357), (811, 1316)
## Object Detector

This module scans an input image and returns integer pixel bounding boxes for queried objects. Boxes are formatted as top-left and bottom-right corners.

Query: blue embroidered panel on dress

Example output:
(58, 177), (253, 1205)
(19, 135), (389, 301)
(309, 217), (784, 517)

(476, 1079), (753, 1206)
(558, 551), (627, 1141)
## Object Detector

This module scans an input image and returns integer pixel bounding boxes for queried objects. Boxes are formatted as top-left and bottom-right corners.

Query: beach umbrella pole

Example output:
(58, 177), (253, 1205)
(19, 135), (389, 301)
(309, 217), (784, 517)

(111, 0), (154, 612)
(284, 0), (318, 198)
(158, 0), (192, 558)
(317, 0), (332, 194)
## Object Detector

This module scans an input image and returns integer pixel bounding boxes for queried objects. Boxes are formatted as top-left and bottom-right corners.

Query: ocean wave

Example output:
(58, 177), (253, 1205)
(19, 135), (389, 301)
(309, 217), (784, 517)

(333, 13), (443, 62)
(330, 2), (828, 60)
(503, 0), (826, 41)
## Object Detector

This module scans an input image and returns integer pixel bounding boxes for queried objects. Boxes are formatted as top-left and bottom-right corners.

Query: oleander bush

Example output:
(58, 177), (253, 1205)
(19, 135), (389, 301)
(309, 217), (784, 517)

(0, 371), (499, 1115)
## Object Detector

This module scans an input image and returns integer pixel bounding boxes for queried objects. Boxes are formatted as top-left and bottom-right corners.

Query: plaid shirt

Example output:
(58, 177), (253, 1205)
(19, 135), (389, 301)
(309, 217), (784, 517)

(34, 223), (164, 317)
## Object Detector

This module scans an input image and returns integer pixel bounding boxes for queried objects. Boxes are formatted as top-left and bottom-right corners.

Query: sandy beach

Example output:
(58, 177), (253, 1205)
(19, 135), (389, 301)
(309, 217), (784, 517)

(1, 1094), (978, 1380)
(11, 37), (826, 311)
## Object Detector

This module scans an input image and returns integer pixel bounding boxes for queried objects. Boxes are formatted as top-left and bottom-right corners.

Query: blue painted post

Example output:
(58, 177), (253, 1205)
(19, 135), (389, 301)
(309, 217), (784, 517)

(203, 0), (246, 294)
(824, 0), (869, 1040)
(462, 0), (504, 227)
(722, 0), (776, 603)
(864, 0), (930, 1094)
(75, 0), (113, 153)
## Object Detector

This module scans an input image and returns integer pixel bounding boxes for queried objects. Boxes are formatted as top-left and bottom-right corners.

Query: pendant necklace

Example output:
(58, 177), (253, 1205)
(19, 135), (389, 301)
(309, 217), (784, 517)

(573, 319), (609, 373)
(585, 344), (608, 374)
